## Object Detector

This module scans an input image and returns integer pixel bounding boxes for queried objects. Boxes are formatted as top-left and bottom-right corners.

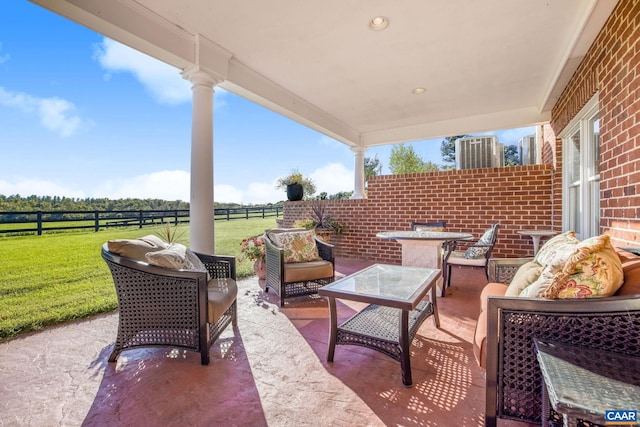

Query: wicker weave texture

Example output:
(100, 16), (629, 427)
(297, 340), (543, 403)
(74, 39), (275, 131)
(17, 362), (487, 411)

(497, 309), (640, 424)
(336, 301), (433, 361)
(107, 261), (201, 352)
(264, 231), (335, 305)
(102, 246), (237, 365)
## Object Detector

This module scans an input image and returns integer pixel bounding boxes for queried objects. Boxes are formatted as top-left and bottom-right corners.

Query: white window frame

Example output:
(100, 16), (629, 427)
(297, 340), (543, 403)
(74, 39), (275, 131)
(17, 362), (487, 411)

(560, 94), (600, 239)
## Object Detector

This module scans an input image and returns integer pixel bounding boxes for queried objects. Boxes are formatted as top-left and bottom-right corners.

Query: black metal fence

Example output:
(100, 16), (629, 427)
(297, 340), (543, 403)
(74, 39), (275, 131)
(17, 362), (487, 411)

(0, 206), (281, 235)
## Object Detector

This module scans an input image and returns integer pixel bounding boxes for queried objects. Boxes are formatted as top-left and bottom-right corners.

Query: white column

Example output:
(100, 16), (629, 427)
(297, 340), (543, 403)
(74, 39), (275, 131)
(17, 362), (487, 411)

(183, 68), (218, 254)
(351, 146), (367, 199)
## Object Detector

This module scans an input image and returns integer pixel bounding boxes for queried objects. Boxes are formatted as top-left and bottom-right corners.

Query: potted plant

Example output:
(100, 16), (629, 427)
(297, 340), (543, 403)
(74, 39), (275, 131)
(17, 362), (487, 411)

(240, 235), (267, 280)
(292, 201), (348, 242)
(276, 168), (316, 201)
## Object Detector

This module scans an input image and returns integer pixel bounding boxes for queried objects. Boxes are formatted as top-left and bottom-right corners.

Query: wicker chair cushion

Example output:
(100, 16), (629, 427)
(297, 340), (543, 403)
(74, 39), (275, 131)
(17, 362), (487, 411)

(618, 259), (640, 295)
(520, 237), (582, 297)
(283, 260), (333, 282)
(414, 225), (446, 232)
(542, 235), (624, 299)
(504, 260), (543, 296)
(534, 230), (579, 267)
(447, 250), (487, 266)
(475, 282), (508, 368)
(274, 230), (321, 263)
(464, 227), (495, 259)
(107, 235), (169, 261)
(145, 243), (208, 275)
(207, 278), (238, 323)
(145, 243), (189, 268)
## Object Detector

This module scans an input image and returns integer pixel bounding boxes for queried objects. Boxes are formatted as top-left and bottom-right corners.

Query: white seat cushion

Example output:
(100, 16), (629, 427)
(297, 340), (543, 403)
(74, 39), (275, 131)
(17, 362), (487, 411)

(447, 251), (487, 267)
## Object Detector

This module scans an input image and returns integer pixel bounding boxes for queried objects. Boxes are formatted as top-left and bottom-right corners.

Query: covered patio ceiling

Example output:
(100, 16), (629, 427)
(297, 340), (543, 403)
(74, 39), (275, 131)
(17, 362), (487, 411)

(34, 0), (617, 147)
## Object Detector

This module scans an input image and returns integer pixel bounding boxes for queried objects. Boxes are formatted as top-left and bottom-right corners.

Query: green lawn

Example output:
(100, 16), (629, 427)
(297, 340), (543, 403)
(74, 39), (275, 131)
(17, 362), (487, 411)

(0, 217), (276, 341)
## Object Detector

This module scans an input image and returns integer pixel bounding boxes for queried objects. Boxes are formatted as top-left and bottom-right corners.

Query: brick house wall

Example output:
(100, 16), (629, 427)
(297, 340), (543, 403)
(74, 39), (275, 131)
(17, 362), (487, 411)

(280, 165), (553, 262)
(548, 0), (640, 247)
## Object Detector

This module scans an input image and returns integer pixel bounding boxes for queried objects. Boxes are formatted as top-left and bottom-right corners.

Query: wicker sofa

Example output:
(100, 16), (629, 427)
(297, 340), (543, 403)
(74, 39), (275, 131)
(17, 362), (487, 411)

(477, 249), (640, 426)
(101, 238), (237, 365)
(264, 228), (335, 306)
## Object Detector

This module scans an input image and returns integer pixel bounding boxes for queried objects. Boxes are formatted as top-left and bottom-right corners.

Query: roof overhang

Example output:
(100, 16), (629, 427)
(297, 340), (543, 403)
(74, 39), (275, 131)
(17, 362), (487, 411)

(31, 0), (619, 147)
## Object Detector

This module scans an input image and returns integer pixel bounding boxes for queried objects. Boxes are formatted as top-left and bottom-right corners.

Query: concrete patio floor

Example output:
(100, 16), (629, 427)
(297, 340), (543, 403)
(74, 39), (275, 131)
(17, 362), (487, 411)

(0, 259), (535, 427)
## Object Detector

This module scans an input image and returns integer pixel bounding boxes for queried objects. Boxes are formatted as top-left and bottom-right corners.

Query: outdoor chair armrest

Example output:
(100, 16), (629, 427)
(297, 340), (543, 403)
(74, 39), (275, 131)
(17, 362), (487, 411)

(315, 237), (335, 264)
(487, 257), (532, 283)
(194, 252), (237, 280)
(485, 294), (640, 426)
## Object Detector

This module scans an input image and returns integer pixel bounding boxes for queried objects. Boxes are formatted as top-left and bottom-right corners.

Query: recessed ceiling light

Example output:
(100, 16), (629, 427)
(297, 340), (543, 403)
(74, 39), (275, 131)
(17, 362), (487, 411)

(412, 87), (426, 94)
(369, 16), (389, 31)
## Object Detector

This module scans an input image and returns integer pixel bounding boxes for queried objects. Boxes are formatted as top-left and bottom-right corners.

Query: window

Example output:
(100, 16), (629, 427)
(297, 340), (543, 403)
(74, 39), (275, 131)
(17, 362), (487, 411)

(561, 95), (600, 239)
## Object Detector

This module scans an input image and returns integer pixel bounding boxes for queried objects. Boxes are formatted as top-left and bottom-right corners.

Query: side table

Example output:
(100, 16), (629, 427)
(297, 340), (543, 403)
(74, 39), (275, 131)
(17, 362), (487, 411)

(517, 229), (557, 255)
(534, 339), (640, 427)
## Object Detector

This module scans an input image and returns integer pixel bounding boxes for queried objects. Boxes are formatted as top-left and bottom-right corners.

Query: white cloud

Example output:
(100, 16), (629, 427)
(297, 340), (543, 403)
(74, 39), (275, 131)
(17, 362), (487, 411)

(309, 163), (353, 196)
(94, 38), (189, 105)
(0, 87), (83, 137)
(95, 170), (191, 201)
(479, 126), (536, 146)
(93, 38), (228, 107)
(0, 178), (85, 198)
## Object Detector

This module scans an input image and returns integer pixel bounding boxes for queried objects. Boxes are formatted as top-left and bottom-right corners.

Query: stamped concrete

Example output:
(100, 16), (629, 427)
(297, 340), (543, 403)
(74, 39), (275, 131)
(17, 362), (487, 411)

(0, 260), (535, 427)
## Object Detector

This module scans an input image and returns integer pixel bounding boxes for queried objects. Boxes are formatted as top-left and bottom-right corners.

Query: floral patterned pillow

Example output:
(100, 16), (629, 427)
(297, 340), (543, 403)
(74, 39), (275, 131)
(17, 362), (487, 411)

(541, 235), (624, 299)
(534, 230), (579, 267)
(274, 230), (321, 263)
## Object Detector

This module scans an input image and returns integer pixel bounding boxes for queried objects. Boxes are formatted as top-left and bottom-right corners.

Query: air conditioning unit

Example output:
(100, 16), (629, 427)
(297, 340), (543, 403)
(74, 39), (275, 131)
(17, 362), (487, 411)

(455, 136), (504, 170)
(519, 134), (536, 165)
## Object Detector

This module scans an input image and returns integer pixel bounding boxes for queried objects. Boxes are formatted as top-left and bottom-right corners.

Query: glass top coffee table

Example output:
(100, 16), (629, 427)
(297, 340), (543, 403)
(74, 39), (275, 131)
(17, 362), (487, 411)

(318, 263), (441, 387)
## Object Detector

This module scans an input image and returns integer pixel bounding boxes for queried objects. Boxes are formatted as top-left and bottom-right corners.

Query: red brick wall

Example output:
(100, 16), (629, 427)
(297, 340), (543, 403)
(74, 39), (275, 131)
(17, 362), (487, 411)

(281, 165), (554, 262)
(549, 0), (640, 247)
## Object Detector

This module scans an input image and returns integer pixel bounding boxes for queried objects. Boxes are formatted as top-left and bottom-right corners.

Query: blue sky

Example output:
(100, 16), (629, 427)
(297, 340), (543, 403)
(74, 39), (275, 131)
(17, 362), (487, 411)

(0, 1), (535, 205)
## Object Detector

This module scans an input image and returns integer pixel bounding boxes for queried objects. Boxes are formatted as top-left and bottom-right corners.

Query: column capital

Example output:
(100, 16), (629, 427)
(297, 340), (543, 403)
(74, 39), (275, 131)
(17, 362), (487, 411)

(350, 145), (368, 154)
(181, 66), (223, 87)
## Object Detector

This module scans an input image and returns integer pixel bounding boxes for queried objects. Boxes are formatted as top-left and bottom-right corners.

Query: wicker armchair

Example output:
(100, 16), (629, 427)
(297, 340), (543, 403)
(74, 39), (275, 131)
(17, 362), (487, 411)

(484, 258), (640, 427)
(264, 228), (335, 306)
(101, 243), (237, 365)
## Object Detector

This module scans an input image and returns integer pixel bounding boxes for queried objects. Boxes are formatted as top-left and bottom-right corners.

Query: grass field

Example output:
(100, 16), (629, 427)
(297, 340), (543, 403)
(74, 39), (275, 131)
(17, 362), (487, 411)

(0, 217), (276, 341)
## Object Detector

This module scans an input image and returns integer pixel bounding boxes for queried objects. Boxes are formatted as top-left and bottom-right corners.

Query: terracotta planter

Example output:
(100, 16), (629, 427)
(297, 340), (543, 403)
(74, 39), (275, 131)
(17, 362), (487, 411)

(315, 229), (332, 243)
(253, 260), (266, 280)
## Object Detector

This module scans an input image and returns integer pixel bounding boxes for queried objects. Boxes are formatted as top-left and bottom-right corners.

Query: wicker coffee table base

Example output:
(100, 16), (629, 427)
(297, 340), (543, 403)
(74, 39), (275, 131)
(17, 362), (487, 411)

(327, 299), (435, 387)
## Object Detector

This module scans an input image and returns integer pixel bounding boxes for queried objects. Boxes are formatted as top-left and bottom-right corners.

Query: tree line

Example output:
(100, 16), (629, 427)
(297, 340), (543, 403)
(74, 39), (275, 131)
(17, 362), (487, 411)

(0, 195), (280, 212)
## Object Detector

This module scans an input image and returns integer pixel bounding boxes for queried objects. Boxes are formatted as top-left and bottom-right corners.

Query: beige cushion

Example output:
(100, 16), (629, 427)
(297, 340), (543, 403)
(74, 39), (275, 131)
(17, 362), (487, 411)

(504, 261), (543, 296)
(474, 282), (508, 368)
(145, 244), (208, 276)
(274, 230), (321, 263)
(107, 235), (169, 261)
(541, 235), (624, 299)
(207, 278), (238, 323)
(284, 260), (333, 283)
(447, 251), (486, 266)
(618, 258), (640, 296)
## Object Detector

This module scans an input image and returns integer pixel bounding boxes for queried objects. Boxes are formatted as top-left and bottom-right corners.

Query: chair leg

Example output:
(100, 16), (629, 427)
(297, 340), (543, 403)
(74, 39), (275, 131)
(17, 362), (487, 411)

(232, 300), (238, 328)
